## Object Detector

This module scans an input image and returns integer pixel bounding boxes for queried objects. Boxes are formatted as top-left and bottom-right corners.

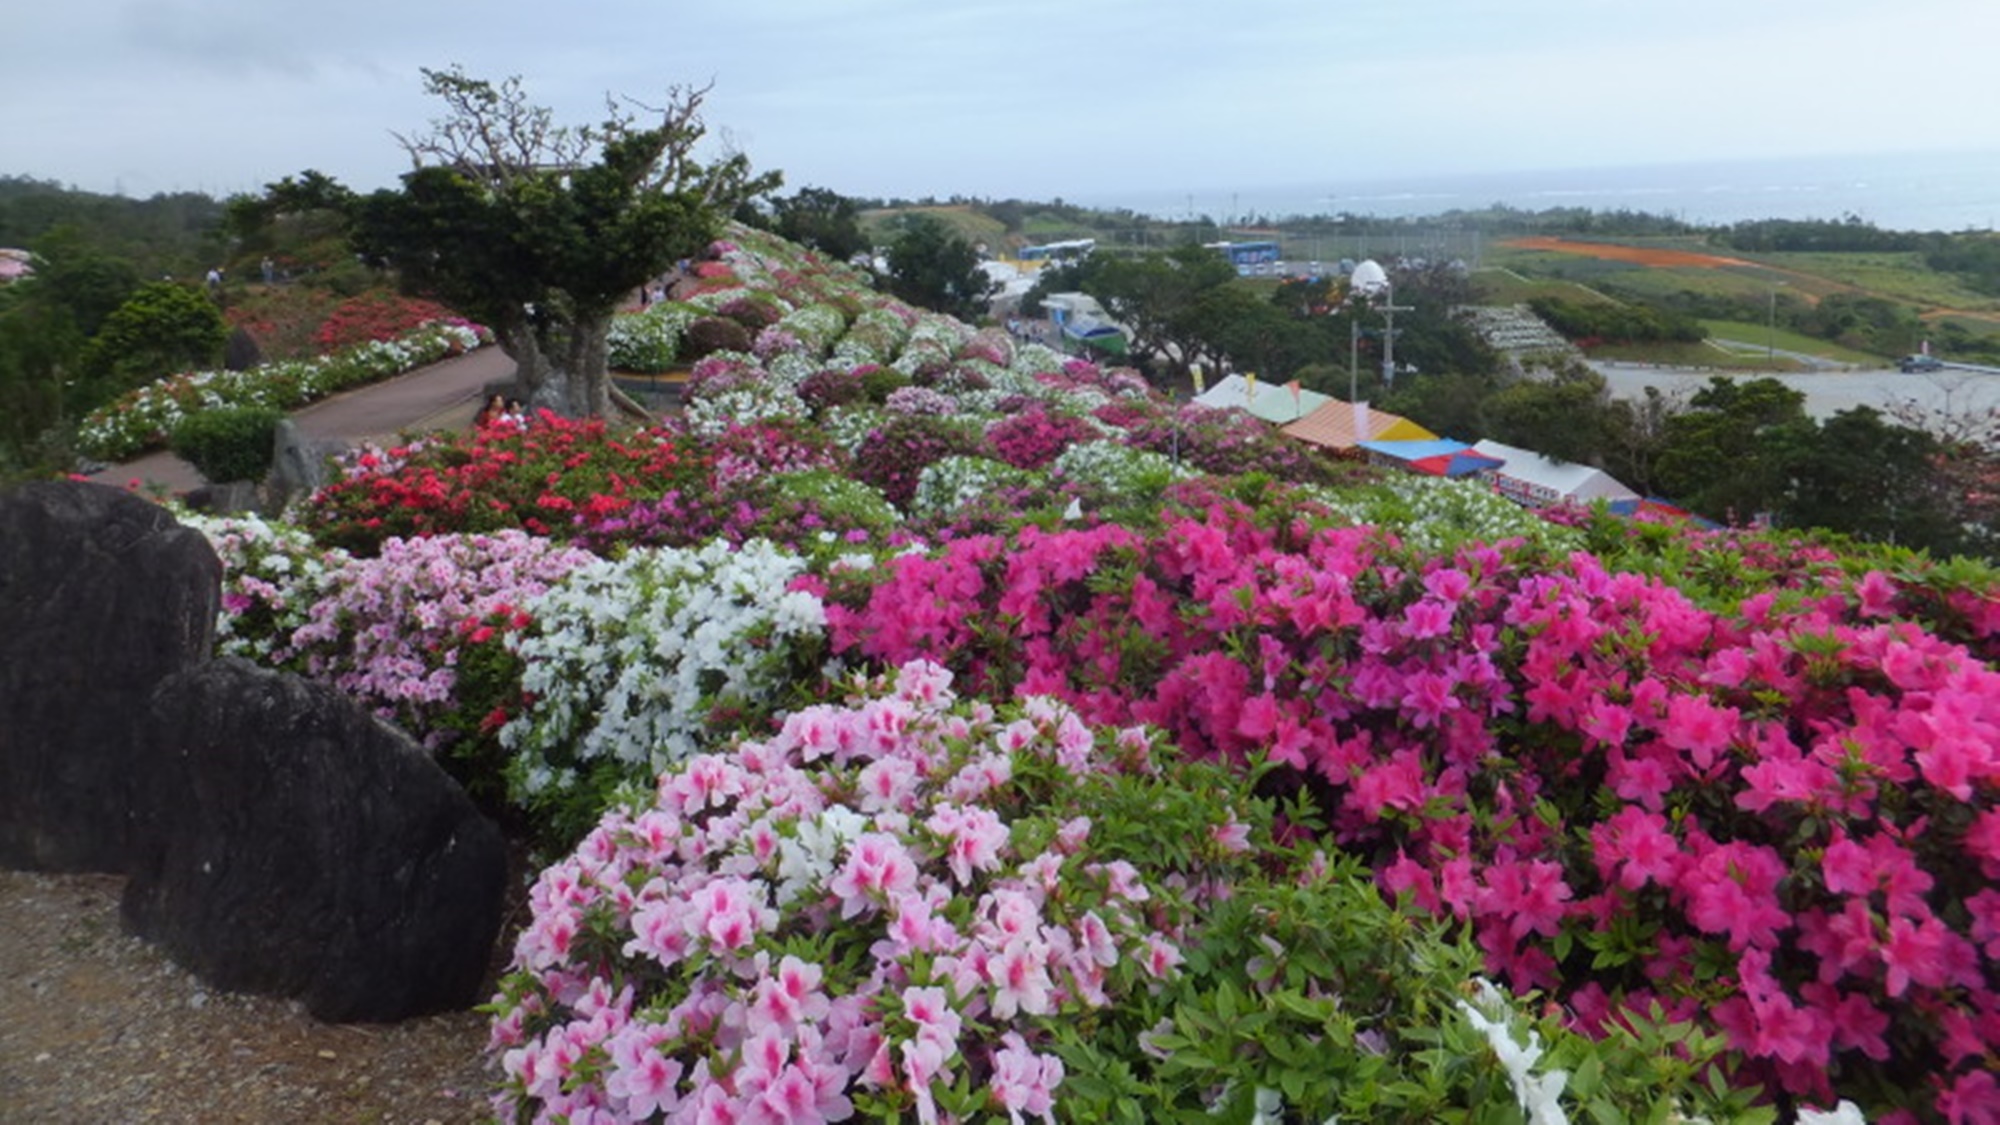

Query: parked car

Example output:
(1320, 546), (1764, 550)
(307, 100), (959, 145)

(1899, 354), (1944, 373)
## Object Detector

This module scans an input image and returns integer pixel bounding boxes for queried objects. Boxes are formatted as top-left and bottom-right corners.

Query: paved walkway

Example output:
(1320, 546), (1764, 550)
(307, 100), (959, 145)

(87, 347), (518, 495)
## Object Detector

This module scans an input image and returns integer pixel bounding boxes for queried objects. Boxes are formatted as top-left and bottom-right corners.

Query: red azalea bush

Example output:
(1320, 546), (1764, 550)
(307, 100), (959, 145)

(312, 292), (460, 353)
(298, 415), (704, 554)
(812, 503), (2000, 1119)
(799, 365), (874, 415)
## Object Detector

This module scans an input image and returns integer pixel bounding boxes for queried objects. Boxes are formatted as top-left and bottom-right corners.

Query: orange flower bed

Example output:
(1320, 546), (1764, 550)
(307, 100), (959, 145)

(1503, 236), (1753, 270)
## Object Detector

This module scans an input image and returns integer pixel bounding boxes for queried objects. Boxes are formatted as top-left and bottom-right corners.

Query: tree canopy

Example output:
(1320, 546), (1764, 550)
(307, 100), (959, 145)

(348, 68), (778, 417)
(881, 214), (995, 321)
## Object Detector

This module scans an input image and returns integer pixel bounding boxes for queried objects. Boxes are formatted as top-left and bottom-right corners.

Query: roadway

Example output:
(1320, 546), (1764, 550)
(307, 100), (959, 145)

(1591, 360), (2000, 424)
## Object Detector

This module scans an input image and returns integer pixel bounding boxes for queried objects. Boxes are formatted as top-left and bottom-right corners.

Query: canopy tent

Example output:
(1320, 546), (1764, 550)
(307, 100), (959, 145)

(1060, 314), (1129, 356)
(1193, 373), (1332, 424)
(1409, 448), (1505, 478)
(1607, 497), (1718, 528)
(1281, 399), (1435, 451)
(1470, 439), (1639, 508)
(1358, 438), (1490, 474)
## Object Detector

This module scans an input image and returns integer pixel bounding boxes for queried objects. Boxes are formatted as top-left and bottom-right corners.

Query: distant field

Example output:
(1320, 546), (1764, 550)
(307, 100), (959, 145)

(1470, 268), (1620, 306)
(1753, 251), (2000, 311)
(1697, 319), (1883, 365)
(859, 205), (1010, 251)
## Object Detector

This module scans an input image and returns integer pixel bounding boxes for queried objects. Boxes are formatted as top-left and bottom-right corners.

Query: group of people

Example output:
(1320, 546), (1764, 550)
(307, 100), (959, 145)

(473, 395), (529, 430)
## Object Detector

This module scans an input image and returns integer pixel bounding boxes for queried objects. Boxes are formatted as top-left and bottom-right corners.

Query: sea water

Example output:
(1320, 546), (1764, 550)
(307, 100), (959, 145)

(1083, 149), (2000, 233)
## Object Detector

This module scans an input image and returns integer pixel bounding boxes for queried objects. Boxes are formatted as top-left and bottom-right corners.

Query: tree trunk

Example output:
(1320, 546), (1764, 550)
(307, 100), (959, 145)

(562, 310), (614, 419)
(494, 312), (553, 403)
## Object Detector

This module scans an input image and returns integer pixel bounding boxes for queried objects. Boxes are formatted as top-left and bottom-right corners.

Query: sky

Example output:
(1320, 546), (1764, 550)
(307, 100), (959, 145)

(9, 0), (2000, 212)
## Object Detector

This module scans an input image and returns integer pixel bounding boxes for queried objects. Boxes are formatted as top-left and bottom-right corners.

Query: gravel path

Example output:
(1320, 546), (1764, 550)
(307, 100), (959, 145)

(0, 870), (498, 1123)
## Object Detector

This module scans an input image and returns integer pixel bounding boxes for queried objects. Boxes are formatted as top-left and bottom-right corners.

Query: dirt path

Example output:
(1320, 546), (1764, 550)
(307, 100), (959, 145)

(0, 870), (495, 1123)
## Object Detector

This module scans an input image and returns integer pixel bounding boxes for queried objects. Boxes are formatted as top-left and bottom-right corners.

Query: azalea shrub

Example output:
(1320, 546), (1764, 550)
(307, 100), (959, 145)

(850, 413), (984, 511)
(298, 415), (703, 554)
(497, 538), (831, 845)
(286, 532), (597, 750)
(177, 508), (348, 667)
(311, 292), (461, 353)
(488, 661), (1761, 1125)
(818, 503), (2000, 1120)
(608, 302), (701, 373)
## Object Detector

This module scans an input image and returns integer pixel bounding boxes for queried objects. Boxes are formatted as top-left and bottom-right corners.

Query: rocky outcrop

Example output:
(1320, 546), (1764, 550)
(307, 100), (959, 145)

(122, 658), (508, 1022)
(0, 481), (219, 872)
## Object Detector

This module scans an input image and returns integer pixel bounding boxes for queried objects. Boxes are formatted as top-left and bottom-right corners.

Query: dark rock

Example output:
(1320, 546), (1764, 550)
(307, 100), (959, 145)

(0, 481), (219, 872)
(122, 658), (507, 1022)
(223, 326), (264, 372)
(268, 419), (347, 511)
(181, 480), (262, 516)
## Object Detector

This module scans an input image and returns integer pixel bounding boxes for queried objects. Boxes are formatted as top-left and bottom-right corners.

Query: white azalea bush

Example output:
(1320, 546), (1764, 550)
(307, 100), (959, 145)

(608, 302), (701, 372)
(1317, 473), (1586, 556)
(911, 455), (1036, 522)
(681, 379), (812, 440)
(489, 661), (1757, 1124)
(1051, 440), (1189, 510)
(830, 306), (912, 367)
(777, 303), (849, 359)
(498, 538), (830, 840)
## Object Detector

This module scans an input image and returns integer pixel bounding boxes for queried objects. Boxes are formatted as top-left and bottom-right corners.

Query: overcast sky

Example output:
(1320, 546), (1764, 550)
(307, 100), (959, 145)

(10, 0), (2000, 210)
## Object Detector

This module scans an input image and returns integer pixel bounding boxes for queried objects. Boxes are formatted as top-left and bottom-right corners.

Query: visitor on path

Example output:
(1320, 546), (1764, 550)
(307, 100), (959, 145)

(474, 394), (506, 428)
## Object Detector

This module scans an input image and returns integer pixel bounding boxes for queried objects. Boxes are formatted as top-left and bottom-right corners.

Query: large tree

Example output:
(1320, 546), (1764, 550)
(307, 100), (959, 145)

(882, 214), (995, 321)
(1081, 244), (1237, 376)
(770, 186), (869, 263)
(350, 68), (777, 417)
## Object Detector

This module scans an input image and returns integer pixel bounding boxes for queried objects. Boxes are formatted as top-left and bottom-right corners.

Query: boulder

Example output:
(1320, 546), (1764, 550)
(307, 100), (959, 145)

(122, 658), (507, 1022)
(268, 419), (348, 511)
(0, 481), (219, 872)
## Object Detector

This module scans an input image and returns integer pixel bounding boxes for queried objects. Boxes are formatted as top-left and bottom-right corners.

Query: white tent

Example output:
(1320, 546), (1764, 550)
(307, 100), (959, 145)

(1193, 373), (1330, 424)
(1471, 439), (1639, 508)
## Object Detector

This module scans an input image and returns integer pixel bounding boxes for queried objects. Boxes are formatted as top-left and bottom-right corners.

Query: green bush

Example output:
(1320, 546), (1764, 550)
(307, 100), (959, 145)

(680, 315), (753, 361)
(169, 405), (285, 482)
(80, 281), (228, 400)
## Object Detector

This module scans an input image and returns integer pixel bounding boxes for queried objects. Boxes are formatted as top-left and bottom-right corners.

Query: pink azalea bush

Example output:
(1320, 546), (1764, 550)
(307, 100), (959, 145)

(287, 531), (596, 747)
(817, 501), (2000, 1119)
(489, 660), (1764, 1124)
(488, 660), (1236, 1122)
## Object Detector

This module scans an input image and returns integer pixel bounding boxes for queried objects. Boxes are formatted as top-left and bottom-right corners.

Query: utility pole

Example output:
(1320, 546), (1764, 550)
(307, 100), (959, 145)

(1380, 283), (1413, 390)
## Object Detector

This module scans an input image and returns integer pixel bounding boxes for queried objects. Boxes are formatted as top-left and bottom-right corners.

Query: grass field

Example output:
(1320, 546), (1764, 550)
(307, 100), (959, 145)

(1697, 319), (1883, 365)
(1470, 268), (1621, 307)
(1753, 251), (2000, 311)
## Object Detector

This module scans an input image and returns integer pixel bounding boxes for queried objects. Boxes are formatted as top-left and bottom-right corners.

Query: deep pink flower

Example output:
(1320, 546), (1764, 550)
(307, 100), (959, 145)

(1477, 858), (1572, 943)
(1681, 841), (1790, 950)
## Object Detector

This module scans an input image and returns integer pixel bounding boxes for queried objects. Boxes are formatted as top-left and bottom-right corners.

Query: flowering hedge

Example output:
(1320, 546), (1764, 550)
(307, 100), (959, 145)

(816, 503), (2000, 1118)
(490, 661), (1762, 1124)
(78, 320), (488, 462)
(498, 538), (831, 843)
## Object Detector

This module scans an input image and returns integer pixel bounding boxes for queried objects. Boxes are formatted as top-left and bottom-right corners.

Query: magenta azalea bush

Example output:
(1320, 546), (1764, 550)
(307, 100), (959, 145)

(817, 503), (2000, 1118)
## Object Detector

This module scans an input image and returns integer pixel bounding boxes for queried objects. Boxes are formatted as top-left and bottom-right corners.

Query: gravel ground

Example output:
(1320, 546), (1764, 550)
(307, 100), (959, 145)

(0, 870), (499, 1124)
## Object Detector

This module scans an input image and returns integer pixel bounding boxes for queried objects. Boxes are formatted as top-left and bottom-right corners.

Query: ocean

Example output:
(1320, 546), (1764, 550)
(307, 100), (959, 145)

(1082, 149), (2000, 234)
